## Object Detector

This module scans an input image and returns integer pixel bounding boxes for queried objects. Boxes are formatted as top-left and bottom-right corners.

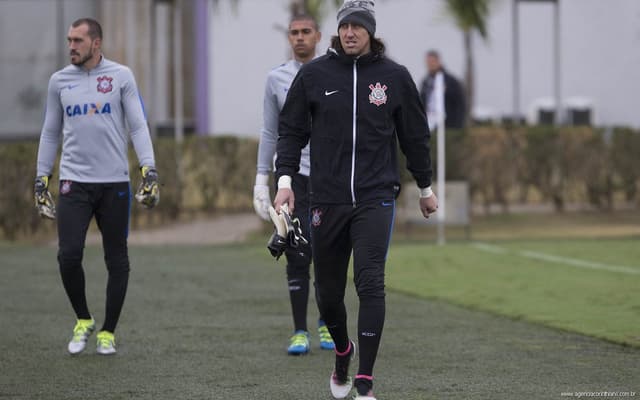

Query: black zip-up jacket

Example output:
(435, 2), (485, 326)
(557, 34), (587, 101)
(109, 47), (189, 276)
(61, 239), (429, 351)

(276, 47), (432, 206)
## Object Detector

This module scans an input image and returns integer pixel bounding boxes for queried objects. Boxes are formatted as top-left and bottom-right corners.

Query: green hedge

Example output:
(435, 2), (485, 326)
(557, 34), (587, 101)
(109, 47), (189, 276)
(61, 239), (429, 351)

(0, 136), (259, 240)
(0, 141), (42, 240)
(2, 127), (639, 240)
(429, 126), (640, 212)
(129, 135), (259, 229)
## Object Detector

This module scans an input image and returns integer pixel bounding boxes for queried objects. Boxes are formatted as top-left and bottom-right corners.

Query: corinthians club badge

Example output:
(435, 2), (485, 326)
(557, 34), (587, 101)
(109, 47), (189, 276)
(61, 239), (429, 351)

(368, 82), (388, 106)
(311, 208), (322, 227)
(97, 76), (113, 93)
(60, 180), (72, 195)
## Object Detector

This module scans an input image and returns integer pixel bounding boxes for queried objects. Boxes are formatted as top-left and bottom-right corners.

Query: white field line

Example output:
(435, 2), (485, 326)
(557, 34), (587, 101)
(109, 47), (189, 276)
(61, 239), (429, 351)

(471, 242), (508, 254)
(472, 243), (640, 275)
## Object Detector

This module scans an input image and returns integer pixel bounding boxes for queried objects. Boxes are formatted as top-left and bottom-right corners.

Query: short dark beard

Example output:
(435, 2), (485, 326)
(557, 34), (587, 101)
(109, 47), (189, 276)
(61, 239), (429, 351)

(71, 48), (94, 67)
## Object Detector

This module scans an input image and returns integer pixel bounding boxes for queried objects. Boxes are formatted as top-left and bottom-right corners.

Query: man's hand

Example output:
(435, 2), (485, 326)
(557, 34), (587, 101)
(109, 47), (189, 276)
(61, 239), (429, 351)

(273, 175), (295, 214)
(273, 188), (295, 214)
(419, 193), (438, 218)
(267, 205), (288, 259)
(267, 204), (308, 260)
(135, 166), (160, 209)
(34, 176), (56, 219)
(253, 173), (271, 221)
(269, 175), (297, 259)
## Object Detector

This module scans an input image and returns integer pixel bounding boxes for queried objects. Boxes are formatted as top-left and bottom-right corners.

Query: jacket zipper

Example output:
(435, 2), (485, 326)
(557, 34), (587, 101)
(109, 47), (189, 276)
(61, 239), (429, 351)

(350, 59), (358, 207)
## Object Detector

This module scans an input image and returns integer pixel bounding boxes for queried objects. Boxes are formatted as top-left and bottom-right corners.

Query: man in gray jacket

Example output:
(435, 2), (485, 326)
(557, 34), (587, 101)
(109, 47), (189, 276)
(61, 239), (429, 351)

(253, 14), (334, 355)
(35, 18), (159, 355)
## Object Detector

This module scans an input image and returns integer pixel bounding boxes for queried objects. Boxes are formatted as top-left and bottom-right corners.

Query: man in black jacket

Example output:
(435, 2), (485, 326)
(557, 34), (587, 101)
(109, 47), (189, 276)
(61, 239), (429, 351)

(419, 49), (466, 130)
(274, 1), (438, 399)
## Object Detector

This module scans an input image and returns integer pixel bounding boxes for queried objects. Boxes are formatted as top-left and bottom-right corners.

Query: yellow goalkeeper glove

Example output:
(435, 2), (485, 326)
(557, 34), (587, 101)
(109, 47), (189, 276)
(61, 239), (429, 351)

(135, 166), (160, 209)
(34, 175), (56, 219)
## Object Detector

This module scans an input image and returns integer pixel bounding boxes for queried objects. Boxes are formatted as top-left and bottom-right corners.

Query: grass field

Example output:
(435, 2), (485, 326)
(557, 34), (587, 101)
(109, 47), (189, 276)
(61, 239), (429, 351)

(1, 237), (638, 399)
(386, 238), (640, 347)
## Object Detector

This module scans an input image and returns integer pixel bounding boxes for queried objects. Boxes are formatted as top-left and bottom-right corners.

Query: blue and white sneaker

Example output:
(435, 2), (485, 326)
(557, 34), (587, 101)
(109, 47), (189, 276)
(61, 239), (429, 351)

(318, 321), (335, 350)
(287, 330), (310, 355)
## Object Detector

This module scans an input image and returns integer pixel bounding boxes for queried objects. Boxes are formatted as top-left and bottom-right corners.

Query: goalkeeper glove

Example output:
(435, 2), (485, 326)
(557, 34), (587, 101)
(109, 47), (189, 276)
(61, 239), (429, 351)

(34, 175), (56, 219)
(267, 204), (308, 260)
(253, 173), (271, 221)
(135, 166), (160, 209)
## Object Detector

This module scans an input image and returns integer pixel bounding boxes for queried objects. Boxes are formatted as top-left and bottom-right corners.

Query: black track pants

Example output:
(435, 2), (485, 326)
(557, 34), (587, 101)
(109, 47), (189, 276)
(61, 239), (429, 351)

(57, 181), (131, 333)
(311, 199), (395, 377)
(284, 174), (317, 332)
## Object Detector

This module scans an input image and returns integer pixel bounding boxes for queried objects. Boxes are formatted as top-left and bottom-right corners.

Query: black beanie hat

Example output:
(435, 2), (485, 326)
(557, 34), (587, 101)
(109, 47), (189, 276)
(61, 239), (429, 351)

(337, 0), (376, 37)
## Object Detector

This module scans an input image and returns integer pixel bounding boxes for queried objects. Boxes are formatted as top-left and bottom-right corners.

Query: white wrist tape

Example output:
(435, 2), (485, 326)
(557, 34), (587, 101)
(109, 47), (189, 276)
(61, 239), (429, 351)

(278, 175), (292, 190)
(419, 186), (433, 198)
(255, 173), (269, 186)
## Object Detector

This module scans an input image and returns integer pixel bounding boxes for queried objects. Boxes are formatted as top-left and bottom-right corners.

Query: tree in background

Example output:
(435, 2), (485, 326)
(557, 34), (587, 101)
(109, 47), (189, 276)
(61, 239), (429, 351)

(443, 0), (492, 127)
(288, 0), (343, 23)
(214, 0), (342, 23)
(214, 0), (343, 40)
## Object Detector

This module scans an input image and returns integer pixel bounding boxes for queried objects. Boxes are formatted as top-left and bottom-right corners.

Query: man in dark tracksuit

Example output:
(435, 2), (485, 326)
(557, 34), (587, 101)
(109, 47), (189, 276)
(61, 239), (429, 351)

(419, 49), (466, 130)
(273, 1), (438, 399)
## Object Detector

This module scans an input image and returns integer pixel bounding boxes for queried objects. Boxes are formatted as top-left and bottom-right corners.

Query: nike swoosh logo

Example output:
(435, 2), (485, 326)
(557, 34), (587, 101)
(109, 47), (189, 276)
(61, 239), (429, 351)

(324, 90), (339, 96)
(381, 201), (394, 207)
(64, 84), (80, 90)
